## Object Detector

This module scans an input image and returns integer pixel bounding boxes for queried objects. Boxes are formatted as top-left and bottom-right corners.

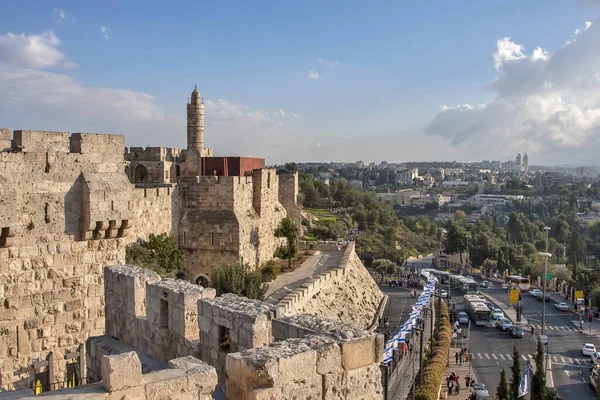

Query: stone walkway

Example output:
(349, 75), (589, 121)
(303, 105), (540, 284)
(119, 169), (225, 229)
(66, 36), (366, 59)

(264, 251), (344, 305)
(440, 347), (480, 399)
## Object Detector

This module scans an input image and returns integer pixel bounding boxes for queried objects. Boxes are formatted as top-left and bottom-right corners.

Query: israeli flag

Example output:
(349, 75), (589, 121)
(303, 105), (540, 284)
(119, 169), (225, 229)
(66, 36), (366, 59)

(518, 362), (532, 397)
(383, 346), (394, 363)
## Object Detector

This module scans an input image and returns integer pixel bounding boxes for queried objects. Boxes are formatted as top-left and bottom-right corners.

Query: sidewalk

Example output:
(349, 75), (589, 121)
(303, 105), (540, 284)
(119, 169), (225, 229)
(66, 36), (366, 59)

(439, 347), (479, 399)
(570, 320), (600, 337)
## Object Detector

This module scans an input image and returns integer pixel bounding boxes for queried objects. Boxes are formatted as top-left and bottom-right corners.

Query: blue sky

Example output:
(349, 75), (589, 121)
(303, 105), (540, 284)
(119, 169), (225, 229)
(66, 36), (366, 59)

(1, 0), (600, 164)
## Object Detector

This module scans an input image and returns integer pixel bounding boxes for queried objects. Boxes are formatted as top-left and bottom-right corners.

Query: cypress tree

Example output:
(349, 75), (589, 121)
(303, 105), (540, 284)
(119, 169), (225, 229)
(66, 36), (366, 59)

(509, 345), (521, 400)
(496, 368), (509, 400)
(531, 340), (546, 400)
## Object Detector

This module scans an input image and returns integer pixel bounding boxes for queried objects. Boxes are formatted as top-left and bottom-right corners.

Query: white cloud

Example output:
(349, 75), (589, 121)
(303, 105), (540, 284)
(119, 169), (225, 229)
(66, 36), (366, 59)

(316, 58), (339, 68)
(291, 113), (301, 119)
(100, 26), (110, 39)
(586, 21), (593, 30)
(0, 30), (76, 69)
(53, 9), (67, 24)
(575, 28), (581, 35)
(307, 70), (320, 80)
(0, 30), (305, 162)
(425, 22), (600, 164)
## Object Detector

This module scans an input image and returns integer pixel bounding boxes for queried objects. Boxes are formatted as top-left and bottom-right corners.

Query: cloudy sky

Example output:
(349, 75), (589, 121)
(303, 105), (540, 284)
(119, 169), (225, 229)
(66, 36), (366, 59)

(1, 1), (599, 165)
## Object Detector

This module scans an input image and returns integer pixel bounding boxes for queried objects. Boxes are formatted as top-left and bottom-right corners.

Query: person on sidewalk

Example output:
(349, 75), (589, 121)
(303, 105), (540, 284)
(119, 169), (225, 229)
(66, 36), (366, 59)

(459, 351), (464, 365)
(455, 352), (459, 365)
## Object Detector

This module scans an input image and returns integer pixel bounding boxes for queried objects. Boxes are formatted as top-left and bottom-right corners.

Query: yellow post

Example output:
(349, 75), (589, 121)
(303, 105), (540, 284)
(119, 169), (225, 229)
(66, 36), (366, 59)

(34, 379), (42, 395)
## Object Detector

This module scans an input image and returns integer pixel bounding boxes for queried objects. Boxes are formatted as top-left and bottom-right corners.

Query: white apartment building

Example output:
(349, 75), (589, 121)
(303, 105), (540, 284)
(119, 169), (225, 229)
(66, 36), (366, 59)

(376, 191), (450, 208)
(469, 194), (524, 206)
(441, 180), (471, 187)
(397, 168), (419, 184)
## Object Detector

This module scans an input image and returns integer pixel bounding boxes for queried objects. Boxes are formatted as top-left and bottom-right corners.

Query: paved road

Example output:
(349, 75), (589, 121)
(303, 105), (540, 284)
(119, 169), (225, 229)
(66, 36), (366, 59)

(450, 275), (600, 400)
(487, 285), (600, 400)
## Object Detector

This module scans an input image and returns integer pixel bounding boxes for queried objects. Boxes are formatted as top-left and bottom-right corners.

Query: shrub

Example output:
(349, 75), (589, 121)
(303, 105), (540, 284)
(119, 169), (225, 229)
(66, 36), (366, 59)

(261, 261), (279, 282)
(210, 262), (267, 300)
(125, 233), (183, 278)
(274, 245), (289, 259)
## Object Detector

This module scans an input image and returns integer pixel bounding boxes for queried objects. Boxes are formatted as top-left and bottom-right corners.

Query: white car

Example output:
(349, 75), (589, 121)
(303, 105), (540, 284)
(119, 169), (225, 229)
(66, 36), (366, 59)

(530, 289), (542, 297)
(554, 302), (569, 311)
(457, 312), (469, 325)
(496, 317), (513, 331)
(583, 343), (597, 356)
(593, 352), (600, 365)
(492, 308), (505, 320)
(441, 290), (448, 298)
(502, 283), (509, 289)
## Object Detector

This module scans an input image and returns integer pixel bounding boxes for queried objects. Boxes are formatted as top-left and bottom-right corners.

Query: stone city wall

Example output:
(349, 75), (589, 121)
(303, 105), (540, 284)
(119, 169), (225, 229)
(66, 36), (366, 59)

(103, 266), (215, 364)
(4, 352), (217, 400)
(0, 129), (179, 390)
(275, 243), (384, 329)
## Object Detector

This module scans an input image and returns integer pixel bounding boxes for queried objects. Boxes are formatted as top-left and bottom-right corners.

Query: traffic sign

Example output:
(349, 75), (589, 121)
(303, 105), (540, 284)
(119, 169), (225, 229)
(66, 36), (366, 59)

(509, 289), (520, 304)
(545, 273), (552, 281)
(576, 290), (584, 300)
(540, 334), (548, 344)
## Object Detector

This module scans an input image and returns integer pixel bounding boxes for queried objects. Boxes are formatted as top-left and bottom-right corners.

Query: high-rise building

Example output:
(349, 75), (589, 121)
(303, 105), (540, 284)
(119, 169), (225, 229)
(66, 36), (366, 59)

(516, 153), (522, 167)
(523, 153), (529, 173)
(491, 160), (501, 171)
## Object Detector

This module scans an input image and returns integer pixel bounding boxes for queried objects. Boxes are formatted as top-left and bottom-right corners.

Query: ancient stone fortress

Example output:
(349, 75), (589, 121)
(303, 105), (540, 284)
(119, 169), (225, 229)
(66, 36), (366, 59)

(0, 87), (385, 398)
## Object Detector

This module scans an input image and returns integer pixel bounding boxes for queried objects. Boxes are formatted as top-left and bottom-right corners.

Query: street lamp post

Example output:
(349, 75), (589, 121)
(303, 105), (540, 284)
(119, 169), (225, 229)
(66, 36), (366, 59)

(540, 250), (552, 336)
(466, 234), (471, 274)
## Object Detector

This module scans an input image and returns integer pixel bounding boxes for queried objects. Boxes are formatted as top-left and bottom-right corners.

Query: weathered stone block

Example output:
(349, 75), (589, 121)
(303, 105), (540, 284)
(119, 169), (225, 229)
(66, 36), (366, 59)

(101, 351), (142, 391)
(340, 337), (376, 371)
(143, 369), (187, 400)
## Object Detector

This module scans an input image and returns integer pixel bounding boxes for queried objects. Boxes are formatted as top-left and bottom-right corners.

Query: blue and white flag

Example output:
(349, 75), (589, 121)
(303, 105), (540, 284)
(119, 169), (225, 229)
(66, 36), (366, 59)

(383, 346), (394, 363)
(518, 362), (532, 397)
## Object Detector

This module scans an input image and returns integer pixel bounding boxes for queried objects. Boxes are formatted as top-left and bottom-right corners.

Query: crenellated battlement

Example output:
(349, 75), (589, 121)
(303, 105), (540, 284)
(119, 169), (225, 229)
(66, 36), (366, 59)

(125, 146), (183, 162)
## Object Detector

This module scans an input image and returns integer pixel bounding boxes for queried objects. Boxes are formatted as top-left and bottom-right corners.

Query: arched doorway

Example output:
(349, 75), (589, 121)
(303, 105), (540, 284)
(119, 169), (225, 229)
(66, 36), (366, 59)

(169, 164), (177, 183)
(134, 164), (148, 183)
(195, 275), (209, 288)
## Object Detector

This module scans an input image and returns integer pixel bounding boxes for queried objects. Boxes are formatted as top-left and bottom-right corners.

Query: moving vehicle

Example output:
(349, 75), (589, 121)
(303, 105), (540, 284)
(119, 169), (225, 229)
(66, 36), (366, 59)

(491, 308), (505, 320)
(591, 366), (600, 393)
(496, 317), (513, 331)
(554, 302), (569, 311)
(583, 343), (597, 356)
(441, 290), (448, 298)
(479, 280), (491, 288)
(509, 326), (524, 338)
(457, 311), (469, 325)
(529, 289), (542, 297)
(592, 352), (600, 365)
(506, 275), (531, 292)
(496, 317), (512, 332)
(465, 298), (492, 326)
(470, 382), (490, 399)
(502, 283), (509, 289)
(536, 293), (550, 302)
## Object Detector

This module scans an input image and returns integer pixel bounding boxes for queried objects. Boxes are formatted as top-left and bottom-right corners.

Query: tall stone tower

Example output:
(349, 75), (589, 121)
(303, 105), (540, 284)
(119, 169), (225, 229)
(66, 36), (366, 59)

(187, 85), (204, 153)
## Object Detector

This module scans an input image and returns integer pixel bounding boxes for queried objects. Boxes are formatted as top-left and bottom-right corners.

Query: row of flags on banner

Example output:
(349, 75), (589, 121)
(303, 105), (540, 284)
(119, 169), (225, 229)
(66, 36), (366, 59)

(518, 361), (533, 397)
(383, 271), (438, 363)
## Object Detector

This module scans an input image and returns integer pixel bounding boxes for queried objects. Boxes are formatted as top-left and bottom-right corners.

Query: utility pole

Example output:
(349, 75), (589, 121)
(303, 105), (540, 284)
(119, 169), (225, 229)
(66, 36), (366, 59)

(541, 227), (551, 336)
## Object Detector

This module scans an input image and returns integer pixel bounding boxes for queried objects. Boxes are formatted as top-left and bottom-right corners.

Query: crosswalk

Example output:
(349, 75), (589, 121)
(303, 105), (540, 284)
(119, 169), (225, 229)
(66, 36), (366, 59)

(531, 324), (578, 332)
(471, 352), (591, 366)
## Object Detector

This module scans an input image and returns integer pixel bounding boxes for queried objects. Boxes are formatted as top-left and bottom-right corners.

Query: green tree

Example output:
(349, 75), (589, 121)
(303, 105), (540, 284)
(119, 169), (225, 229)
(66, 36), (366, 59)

(443, 221), (468, 263)
(274, 217), (298, 269)
(509, 345), (521, 400)
(125, 233), (183, 278)
(531, 340), (546, 400)
(210, 262), (267, 300)
(372, 259), (398, 280)
(496, 368), (509, 400)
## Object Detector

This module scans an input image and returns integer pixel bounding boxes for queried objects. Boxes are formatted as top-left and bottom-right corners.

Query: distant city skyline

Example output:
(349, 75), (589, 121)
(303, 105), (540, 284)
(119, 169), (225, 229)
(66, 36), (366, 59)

(1, 1), (599, 165)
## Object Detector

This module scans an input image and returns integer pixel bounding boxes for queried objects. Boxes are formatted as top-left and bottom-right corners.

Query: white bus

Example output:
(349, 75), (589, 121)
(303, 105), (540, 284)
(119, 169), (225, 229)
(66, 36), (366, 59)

(460, 278), (479, 294)
(506, 275), (531, 292)
(465, 298), (492, 326)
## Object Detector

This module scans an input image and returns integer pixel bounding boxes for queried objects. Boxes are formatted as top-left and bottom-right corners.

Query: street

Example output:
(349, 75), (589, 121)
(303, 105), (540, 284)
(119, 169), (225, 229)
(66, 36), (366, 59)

(460, 277), (600, 400)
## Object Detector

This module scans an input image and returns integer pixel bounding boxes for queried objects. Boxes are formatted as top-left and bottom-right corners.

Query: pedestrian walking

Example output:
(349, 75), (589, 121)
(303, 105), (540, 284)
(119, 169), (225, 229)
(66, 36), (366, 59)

(455, 352), (459, 365)
(459, 352), (464, 365)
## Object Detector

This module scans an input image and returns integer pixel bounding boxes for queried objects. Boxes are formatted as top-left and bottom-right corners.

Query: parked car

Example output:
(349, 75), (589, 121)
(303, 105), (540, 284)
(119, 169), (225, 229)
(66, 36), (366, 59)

(509, 326), (524, 338)
(583, 343), (597, 356)
(492, 308), (505, 320)
(496, 317), (513, 331)
(554, 302), (569, 311)
(592, 352), (600, 365)
(441, 290), (448, 298)
(529, 289), (542, 297)
(457, 312), (469, 325)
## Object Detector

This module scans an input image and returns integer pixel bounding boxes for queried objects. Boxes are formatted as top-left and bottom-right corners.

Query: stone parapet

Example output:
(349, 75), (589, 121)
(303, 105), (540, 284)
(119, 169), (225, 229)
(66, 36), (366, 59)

(104, 265), (215, 365)
(15, 352), (217, 400)
(225, 331), (383, 400)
